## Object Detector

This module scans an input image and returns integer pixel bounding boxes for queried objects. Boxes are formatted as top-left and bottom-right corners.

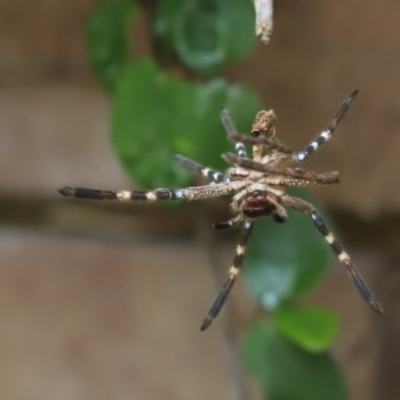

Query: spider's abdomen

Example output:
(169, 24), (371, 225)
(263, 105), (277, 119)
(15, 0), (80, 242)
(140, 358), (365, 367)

(242, 202), (275, 218)
(242, 190), (276, 218)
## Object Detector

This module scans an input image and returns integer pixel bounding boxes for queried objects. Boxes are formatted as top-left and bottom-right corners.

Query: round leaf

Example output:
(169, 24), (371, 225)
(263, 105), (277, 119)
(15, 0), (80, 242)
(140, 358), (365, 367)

(273, 305), (340, 353)
(190, 80), (261, 170)
(112, 59), (261, 189)
(86, 1), (138, 93)
(156, 0), (256, 75)
(112, 59), (194, 188)
(154, 0), (186, 49)
(242, 321), (348, 400)
(243, 188), (335, 310)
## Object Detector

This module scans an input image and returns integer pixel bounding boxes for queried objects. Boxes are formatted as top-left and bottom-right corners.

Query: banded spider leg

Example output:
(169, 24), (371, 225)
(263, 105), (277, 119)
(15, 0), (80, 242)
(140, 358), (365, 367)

(200, 221), (254, 331)
(295, 90), (359, 162)
(281, 194), (383, 314)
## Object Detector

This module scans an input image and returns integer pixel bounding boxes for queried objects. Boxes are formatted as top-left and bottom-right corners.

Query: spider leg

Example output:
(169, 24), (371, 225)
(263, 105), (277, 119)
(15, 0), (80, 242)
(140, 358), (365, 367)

(220, 108), (247, 158)
(227, 132), (292, 154)
(223, 153), (339, 183)
(58, 181), (245, 203)
(281, 194), (383, 314)
(266, 173), (339, 187)
(295, 90), (359, 162)
(200, 221), (253, 331)
(213, 215), (243, 230)
(58, 187), (188, 201)
(173, 154), (230, 183)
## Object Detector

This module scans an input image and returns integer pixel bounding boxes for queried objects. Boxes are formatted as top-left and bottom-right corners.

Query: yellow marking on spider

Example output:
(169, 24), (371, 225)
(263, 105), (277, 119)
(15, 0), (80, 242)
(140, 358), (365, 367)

(146, 192), (157, 201)
(229, 266), (240, 276)
(325, 233), (335, 244)
(236, 245), (245, 255)
(338, 252), (349, 262)
(117, 191), (131, 201)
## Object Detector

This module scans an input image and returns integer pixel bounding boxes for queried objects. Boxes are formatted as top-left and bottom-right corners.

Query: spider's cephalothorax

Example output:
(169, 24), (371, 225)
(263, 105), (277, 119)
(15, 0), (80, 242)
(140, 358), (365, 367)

(58, 90), (383, 331)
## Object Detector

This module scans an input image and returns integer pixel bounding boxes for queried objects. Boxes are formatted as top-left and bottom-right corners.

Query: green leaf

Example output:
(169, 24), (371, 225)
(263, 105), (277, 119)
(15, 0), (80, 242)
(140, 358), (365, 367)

(112, 58), (261, 189)
(153, 0), (181, 48)
(86, 1), (138, 93)
(155, 0), (256, 75)
(242, 321), (348, 400)
(243, 188), (334, 310)
(190, 80), (261, 170)
(112, 59), (194, 188)
(272, 305), (340, 353)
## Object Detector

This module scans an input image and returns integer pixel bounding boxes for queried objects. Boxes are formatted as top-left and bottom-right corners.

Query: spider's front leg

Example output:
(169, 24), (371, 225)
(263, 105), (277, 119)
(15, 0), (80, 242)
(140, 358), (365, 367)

(220, 108), (248, 158)
(58, 181), (246, 203)
(201, 221), (253, 331)
(58, 186), (185, 201)
(281, 194), (383, 314)
(173, 154), (230, 183)
(223, 153), (340, 184)
(295, 90), (359, 162)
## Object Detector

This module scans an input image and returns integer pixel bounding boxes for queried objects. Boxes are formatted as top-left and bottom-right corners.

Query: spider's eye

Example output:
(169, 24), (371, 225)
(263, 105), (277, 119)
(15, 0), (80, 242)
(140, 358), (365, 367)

(251, 130), (263, 137)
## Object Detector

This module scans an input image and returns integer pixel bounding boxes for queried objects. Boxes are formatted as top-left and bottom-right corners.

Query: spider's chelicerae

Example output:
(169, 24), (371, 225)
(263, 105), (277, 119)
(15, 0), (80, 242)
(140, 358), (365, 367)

(59, 90), (383, 330)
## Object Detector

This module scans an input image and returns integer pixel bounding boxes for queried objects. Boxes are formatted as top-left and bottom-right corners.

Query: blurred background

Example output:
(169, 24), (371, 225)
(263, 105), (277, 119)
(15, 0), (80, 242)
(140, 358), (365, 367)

(0, 0), (400, 399)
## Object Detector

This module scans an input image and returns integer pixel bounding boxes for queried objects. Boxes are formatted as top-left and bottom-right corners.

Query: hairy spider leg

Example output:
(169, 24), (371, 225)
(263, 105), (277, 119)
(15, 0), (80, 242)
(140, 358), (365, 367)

(220, 108), (248, 158)
(213, 215), (243, 230)
(281, 194), (383, 314)
(223, 153), (340, 184)
(58, 181), (245, 203)
(200, 221), (254, 331)
(295, 90), (359, 162)
(266, 175), (338, 188)
(173, 154), (231, 183)
(227, 132), (292, 155)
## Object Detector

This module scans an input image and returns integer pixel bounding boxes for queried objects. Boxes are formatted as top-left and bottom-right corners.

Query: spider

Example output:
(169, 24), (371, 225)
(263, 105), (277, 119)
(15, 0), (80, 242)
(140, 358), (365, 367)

(58, 90), (383, 331)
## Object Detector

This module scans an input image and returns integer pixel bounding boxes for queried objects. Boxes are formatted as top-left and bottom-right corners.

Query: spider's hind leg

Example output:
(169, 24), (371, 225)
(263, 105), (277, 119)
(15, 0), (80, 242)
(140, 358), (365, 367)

(281, 194), (383, 314)
(213, 215), (242, 230)
(272, 213), (286, 223)
(201, 221), (253, 331)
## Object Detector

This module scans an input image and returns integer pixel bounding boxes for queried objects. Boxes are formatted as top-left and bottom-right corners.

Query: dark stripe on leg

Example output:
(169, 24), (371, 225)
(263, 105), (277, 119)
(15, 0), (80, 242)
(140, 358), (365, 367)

(316, 136), (326, 146)
(233, 253), (244, 267)
(129, 189), (183, 201)
(304, 145), (315, 157)
(296, 90), (358, 162)
(235, 143), (247, 158)
(155, 189), (175, 200)
(205, 169), (229, 182)
(173, 155), (202, 173)
(333, 90), (359, 125)
(130, 191), (150, 200)
(346, 263), (383, 314)
(310, 212), (382, 314)
(201, 221), (253, 331)
(58, 187), (186, 202)
(220, 108), (248, 158)
(213, 215), (242, 230)
(58, 187), (117, 200)
(200, 278), (235, 331)
(173, 154), (230, 183)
